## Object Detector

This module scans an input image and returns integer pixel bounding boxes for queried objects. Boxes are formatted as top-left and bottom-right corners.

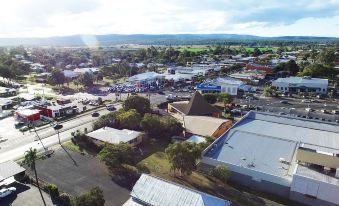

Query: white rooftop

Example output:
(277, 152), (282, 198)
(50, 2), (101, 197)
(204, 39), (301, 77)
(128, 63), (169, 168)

(87, 127), (143, 144)
(273, 76), (328, 86)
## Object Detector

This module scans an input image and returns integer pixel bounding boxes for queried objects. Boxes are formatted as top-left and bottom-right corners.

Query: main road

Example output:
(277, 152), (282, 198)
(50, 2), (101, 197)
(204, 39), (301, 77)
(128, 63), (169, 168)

(0, 103), (122, 162)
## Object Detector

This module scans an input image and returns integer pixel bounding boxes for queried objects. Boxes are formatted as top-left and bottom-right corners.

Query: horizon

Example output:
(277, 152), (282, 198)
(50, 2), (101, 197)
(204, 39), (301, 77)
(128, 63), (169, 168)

(0, 0), (339, 38)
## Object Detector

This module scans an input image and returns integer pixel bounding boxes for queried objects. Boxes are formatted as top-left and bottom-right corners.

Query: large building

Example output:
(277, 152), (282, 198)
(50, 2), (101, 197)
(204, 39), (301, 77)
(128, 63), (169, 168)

(202, 111), (339, 206)
(123, 174), (231, 206)
(272, 76), (328, 94)
(196, 77), (250, 95)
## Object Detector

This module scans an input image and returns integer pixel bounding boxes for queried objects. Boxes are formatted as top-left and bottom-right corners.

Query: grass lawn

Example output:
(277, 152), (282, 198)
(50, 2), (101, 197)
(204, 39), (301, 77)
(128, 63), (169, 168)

(103, 76), (128, 84)
(244, 47), (278, 52)
(62, 140), (84, 153)
(177, 46), (210, 52)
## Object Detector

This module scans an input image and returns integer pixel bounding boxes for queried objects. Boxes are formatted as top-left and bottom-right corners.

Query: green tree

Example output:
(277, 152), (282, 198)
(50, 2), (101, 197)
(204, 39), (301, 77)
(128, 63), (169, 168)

(316, 49), (336, 66)
(165, 142), (201, 175)
(298, 63), (338, 79)
(210, 165), (230, 183)
(163, 117), (183, 137)
(123, 95), (150, 116)
(22, 148), (47, 206)
(252, 48), (262, 57)
(72, 186), (105, 206)
(79, 72), (94, 87)
(218, 93), (233, 112)
(140, 114), (163, 137)
(49, 68), (65, 86)
(203, 93), (218, 104)
(98, 143), (134, 168)
(263, 86), (277, 97)
(116, 109), (141, 130)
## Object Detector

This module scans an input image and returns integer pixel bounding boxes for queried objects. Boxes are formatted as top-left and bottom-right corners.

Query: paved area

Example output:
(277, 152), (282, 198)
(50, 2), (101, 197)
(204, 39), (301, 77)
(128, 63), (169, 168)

(25, 148), (130, 206)
(0, 182), (56, 206)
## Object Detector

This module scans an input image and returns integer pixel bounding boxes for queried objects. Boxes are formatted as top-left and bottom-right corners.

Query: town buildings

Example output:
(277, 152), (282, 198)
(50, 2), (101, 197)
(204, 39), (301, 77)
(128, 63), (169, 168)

(272, 76), (329, 94)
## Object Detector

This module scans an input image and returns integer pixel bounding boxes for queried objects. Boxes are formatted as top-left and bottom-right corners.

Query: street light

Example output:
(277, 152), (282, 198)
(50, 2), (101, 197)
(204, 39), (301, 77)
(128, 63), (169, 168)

(53, 124), (63, 144)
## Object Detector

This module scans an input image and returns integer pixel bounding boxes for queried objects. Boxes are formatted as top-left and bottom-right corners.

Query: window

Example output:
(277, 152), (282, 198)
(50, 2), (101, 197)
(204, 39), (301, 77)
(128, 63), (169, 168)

(281, 87), (284, 90)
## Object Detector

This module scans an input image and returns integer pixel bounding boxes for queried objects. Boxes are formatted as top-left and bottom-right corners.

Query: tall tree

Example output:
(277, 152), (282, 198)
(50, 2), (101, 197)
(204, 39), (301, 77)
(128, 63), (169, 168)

(123, 95), (150, 116)
(165, 142), (201, 175)
(79, 72), (94, 87)
(98, 143), (134, 168)
(218, 93), (233, 112)
(22, 148), (47, 206)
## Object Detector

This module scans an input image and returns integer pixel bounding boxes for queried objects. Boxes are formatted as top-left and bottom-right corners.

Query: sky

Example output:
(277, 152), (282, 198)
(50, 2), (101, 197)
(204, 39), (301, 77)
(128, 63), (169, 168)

(0, 0), (338, 38)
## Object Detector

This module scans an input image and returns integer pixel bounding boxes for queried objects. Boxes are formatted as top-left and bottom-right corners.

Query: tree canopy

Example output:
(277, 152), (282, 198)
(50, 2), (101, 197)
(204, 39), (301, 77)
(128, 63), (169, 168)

(203, 93), (218, 104)
(97, 143), (134, 168)
(116, 109), (141, 130)
(165, 141), (201, 175)
(123, 95), (151, 116)
(72, 186), (105, 206)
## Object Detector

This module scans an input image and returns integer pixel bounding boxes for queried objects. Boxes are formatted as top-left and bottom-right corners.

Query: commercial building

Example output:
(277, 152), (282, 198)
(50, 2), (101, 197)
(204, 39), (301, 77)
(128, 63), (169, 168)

(0, 160), (26, 186)
(123, 174), (231, 206)
(202, 111), (339, 206)
(196, 77), (250, 95)
(246, 63), (273, 74)
(87, 127), (145, 146)
(16, 109), (41, 122)
(272, 76), (328, 94)
(128, 72), (164, 87)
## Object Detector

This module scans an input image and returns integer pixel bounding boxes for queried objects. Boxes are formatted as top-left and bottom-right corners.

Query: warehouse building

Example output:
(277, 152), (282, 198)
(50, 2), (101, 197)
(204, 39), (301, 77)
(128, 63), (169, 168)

(202, 111), (339, 206)
(272, 76), (328, 94)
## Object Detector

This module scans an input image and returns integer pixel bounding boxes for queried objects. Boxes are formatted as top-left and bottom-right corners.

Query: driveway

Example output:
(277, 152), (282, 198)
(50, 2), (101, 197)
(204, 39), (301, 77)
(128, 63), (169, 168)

(25, 147), (130, 206)
(0, 182), (56, 206)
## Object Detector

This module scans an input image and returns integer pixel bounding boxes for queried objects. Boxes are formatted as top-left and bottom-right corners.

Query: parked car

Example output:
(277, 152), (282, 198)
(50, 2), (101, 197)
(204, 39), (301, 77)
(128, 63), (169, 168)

(332, 110), (339, 115)
(106, 104), (116, 111)
(301, 99), (311, 103)
(321, 109), (329, 114)
(279, 100), (288, 104)
(0, 187), (16, 198)
(91, 112), (100, 117)
(14, 121), (25, 128)
(305, 108), (314, 112)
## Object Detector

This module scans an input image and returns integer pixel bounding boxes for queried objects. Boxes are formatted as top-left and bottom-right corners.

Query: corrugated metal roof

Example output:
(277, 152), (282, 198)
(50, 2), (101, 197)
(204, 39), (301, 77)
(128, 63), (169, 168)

(184, 116), (230, 137)
(295, 165), (339, 186)
(87, 127), (143, 144)
(273, 77), (328, 86)
(0, 160), (26, 181)
(131, 174), (231, 206)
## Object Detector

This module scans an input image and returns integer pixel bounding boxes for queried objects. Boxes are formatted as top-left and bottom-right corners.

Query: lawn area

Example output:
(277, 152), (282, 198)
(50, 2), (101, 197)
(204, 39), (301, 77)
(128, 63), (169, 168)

(244, 47), (278, 52)
(103, 76), (128, 84)
(177, 46), (210, 52)
(62, 140), (84, 153)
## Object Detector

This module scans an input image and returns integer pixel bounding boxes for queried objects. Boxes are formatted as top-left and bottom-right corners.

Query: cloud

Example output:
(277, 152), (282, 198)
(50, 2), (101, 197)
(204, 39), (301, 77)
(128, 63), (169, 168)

(0, 0), (338, 37)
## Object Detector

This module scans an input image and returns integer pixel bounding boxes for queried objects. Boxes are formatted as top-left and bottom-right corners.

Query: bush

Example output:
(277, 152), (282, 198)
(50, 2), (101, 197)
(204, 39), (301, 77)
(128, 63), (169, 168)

(59, 193), (71, 205)
(203, 93), (218, 104)
(210, 165), (230, 182)
(47, 183), (59, 197)
(72, 186), (105, 206)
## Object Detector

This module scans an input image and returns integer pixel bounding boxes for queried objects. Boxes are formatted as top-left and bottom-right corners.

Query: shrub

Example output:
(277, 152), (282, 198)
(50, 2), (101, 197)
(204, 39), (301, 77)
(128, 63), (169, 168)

(47, 183), (59, 197)
(59, 193), (71, 205)
(210, 165), (230, 182)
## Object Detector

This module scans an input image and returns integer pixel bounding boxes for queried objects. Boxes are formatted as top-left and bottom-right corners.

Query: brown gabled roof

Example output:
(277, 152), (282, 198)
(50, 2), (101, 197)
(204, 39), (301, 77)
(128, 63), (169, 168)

(170, 91), (220, 116)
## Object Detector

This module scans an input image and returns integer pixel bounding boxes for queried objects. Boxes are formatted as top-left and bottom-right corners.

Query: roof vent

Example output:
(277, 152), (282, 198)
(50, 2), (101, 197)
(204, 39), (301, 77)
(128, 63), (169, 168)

(279, 157), (291, 165)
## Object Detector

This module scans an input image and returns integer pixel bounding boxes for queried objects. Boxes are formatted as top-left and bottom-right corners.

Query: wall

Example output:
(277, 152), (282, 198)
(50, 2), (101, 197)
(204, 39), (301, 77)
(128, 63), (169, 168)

(296, 148), (339, 168)
(291, 175), (339, 206)
(212, 121), (233, 138)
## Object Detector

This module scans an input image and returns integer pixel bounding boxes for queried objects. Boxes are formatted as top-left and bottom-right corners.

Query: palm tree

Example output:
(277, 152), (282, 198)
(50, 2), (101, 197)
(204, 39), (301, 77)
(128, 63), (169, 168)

(23, 148), (47, 206)
(218, 93), (233, 113)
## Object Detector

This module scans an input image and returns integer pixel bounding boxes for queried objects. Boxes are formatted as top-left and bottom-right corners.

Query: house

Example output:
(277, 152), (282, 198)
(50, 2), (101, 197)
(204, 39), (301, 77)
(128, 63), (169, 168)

(63, 70), (79, 79)
(123, 174), (231, 206)
(183, 115), (232, 138)
(16, 109), (41, 122)
(86, 127), (145, 146)
(272, 76), (328, 94)
(168, 91), (221, 118)
(0, 160), (26, 186)
(202, 111), (339, 206)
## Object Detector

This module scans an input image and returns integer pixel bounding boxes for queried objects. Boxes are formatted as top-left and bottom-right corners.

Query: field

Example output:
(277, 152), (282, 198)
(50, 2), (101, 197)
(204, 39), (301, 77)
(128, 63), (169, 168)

(176, 46), (210, 52)
(244, 47), (278, 52)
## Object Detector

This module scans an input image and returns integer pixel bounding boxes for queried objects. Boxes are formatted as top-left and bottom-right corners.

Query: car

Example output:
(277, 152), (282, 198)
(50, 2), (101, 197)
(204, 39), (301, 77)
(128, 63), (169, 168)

(305, 108), (314, 112)
(158, 91), (165, 95)
(332, 110), (339, 115)
(91, 112), (100, 117)
(301, 99), (311, 103)
(106, 104), (116, 111)
(279, 100), (288, 104)
(231, 109), (242, 114)
(321, 109), (329, 114)
(14, 121), (25, 128)
(0, 187), (16, 198)
(278, 112), (287, 115)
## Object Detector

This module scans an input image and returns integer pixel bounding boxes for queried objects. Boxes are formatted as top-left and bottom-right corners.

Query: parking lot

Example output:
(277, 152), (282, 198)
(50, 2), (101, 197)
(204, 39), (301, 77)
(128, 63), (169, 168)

(25, 147), (130, 206)
(0, 182), (56, 206)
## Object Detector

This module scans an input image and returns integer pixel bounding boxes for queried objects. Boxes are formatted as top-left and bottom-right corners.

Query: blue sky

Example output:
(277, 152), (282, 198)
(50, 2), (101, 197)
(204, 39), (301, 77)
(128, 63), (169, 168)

(0, 0), (338, 37)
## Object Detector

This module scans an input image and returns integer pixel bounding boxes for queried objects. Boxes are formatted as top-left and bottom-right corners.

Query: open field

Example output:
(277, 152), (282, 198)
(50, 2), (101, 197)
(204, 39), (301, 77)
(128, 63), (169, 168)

(176, 46), (211, 52)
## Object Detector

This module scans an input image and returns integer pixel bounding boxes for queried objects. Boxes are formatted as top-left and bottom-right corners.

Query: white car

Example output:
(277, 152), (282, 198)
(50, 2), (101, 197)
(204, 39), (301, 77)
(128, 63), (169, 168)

(0, 187), (16, 198)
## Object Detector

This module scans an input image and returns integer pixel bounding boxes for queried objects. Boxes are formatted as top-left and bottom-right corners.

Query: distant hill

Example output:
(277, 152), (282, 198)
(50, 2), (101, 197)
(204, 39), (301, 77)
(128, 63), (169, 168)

(0, 34), (337, 46)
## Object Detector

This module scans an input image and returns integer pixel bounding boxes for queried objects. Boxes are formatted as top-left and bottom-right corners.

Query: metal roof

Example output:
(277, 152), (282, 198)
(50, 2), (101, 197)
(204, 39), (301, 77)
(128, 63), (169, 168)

(184, 115), (231, 137)
(131, 174), (231, 206)
(295, 165), (339, 186)
(273, 77), (328, 86)
(0, 160), (26, 181)
(87, 127), (143, 144)
(203, 111), (339, 179)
